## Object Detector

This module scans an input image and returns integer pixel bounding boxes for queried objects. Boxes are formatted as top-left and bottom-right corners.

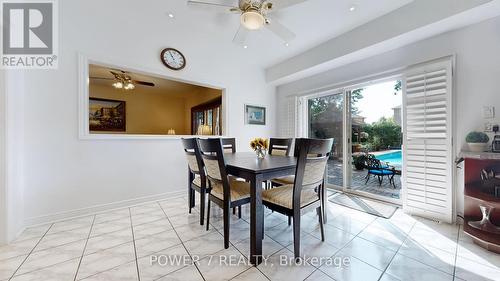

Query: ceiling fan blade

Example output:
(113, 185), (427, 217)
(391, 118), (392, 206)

(187, 0), (241, 13)
(232, 25), (249, 46)
(265, 0), (308, 12)
(89, 77), (114, 80)
(265, 17), (295, 43)
(133, 80), (155, 87)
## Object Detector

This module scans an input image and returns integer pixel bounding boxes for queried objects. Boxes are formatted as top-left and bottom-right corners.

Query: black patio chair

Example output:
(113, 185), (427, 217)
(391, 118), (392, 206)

(364, 155), (397, 188)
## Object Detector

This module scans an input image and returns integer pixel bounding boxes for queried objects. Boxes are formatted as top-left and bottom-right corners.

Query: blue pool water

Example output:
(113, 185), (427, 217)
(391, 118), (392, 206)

(376, 150), (402, 167)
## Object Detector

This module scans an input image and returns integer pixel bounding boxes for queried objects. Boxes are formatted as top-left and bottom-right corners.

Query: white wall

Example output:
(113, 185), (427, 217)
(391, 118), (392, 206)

(0, 69), (6, 244)
(18, 0), (275, 225)
(277, 16), (500, 217)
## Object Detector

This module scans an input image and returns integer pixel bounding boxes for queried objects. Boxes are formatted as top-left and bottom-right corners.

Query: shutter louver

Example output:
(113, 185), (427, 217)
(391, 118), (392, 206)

(403, 59), (454, 223)
(279, 96), (297, 138)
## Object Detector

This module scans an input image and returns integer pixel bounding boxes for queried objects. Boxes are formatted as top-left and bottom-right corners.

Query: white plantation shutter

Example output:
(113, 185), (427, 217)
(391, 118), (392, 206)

(279, 96), (298, 138)
(403, 58), (454, 223)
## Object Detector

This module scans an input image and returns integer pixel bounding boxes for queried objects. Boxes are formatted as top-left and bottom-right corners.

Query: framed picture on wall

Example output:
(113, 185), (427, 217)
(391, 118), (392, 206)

(245, 104), (266, 125)
(89, 98), (126, 131)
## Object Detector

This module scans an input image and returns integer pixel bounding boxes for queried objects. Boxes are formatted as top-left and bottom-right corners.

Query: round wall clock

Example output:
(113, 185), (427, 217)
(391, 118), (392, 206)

(160, 48), (186, 70)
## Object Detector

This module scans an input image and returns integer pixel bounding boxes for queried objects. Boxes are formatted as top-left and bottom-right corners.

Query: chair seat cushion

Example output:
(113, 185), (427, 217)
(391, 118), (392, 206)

(211, 179), (250, 201)
(192, 176), (203, 187)
(262, 185), (319, 209)
(271, 175), (295, 185)
(368, 169), (394, 176)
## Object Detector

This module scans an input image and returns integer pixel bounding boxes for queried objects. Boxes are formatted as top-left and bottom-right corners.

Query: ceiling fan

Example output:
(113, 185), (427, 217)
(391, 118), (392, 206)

(90, 69), (155, 91)
(187, 0), (307, 46)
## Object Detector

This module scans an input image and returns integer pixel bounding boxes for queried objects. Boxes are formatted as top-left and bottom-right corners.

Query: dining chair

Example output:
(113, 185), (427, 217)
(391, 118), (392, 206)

(181, 138), (209, 225)
(262, 138), (333, 259)
(198, 138), (252, 249)
(220, 137), (242, 216)
(221, 138), (236, 153)
(269, 138), (293, 156)
(270, 139), (298, 187)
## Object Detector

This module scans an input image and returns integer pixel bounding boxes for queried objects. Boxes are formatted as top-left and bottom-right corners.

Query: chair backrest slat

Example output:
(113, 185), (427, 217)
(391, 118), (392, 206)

(269, 138), (293, 156)
(221, 138), (236, 153)
(198, 138), (231, 201)
(181, 138), (206, 181)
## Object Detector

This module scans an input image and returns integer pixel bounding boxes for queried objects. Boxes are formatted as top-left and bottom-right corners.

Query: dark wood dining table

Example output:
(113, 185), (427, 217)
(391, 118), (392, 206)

(224, 152), (328, 265)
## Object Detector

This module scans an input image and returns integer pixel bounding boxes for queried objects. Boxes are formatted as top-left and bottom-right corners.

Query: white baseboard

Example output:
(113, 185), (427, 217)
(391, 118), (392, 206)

(24, 190), (185, 227)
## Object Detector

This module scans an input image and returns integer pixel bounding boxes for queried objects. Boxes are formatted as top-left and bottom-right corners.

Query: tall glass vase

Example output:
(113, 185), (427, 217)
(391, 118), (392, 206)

(255, 148), (266, 159)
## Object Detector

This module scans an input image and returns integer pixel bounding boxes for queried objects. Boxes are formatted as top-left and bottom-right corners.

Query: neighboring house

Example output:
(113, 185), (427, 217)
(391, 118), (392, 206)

(393, 105), (402, 126)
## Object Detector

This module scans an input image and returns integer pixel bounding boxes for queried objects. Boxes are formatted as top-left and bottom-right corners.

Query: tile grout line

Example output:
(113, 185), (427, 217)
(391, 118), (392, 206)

(157, 201), (207, 281)
(128, 208), (142, 281)
(73, 215), (96, 281)
(8, 223), (54, 280)
(375, 221), (416, 281)
(206, 210), (274, 281)
(311, 212), (381, 280)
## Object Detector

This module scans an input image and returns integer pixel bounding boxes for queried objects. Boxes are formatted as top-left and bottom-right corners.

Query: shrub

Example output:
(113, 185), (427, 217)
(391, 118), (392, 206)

(466, 131), (489, 143)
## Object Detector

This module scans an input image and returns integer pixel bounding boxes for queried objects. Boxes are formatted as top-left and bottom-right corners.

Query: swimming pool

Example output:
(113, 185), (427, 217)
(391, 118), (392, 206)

(375, 150), (402, 167)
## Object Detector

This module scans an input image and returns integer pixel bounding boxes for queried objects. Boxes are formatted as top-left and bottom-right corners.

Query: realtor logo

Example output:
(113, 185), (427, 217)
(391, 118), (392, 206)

(1, 0), (58, 69)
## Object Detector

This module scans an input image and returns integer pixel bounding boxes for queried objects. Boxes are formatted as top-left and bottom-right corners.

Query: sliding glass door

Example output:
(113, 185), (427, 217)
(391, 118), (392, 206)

(307, 91), (344, 190)
(305, 79), (403, 204)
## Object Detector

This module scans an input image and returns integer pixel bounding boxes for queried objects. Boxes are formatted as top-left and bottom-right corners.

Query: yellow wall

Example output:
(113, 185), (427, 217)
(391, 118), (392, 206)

(90, 84), (221, 135)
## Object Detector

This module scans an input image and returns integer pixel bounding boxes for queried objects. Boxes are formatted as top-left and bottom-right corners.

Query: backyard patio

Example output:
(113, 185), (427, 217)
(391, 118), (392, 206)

(326, 160), (402, 199)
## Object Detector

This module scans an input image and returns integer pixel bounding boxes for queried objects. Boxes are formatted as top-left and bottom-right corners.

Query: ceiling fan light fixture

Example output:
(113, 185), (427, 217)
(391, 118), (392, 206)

(124, 82), (135, 90)
(112, 81), (123, 89)
(240, 10), (265, 30)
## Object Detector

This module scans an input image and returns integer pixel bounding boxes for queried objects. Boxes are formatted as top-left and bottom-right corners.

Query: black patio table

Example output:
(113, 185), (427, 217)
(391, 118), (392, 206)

(224, 152), (328, 265)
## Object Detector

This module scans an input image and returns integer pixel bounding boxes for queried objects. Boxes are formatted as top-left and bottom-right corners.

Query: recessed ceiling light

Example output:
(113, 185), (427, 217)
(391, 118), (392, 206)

(168, 13), (174, 18)
(349, 5), (356, 12)
(243, 45), (248, 49)
(284, 42), (290, 47)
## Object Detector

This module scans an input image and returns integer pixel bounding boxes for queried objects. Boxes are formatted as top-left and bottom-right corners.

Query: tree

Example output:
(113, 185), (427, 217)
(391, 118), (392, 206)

(362, 117), (402, 151)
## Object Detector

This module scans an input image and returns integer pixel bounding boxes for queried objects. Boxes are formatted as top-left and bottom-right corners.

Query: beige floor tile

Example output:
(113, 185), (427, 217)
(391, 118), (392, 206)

(233, 236), (284, 259)
(84, 228), (133, 254)
(0, 237), (39, 261)
(196, 247), (251, 281)
(0, 255), (26, 281)
(286, 233), (339, 262)
(137, 244), (190, 281)
(183, 231), (225, 258)
(257, 248), (316, 281)
(386, 253), (453, 281)
(357, 224), (407, 251)
(17, 239), (86, 275)
(310, 224), (355, 249)
(11, 258), (80, 281)
(319, 255), (382, 281)
(454, 255), (500, 281)
(156, 265), (203, 281)
(304, 269), (336, 281)
(132, 218), (173, 240)
(80, 261), (138, 281)
(134, 229), (182, 258)
(398, 238), (456, 274)
(338, 237), (396, 271)
(76, 242), (135, 280)
(231, 267), (269, 281)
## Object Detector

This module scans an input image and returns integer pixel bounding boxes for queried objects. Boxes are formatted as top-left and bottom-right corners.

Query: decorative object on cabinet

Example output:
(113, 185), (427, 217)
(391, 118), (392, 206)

(460, 152), (500, 253)
(466, 131), (489, 152)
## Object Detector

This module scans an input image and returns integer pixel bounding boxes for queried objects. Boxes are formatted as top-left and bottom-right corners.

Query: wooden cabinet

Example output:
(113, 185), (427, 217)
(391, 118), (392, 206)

(461, 152), (500, 253)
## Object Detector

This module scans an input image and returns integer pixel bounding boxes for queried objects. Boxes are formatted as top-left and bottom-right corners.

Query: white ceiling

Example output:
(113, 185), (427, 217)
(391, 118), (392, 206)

(164, 0), (414, 68)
